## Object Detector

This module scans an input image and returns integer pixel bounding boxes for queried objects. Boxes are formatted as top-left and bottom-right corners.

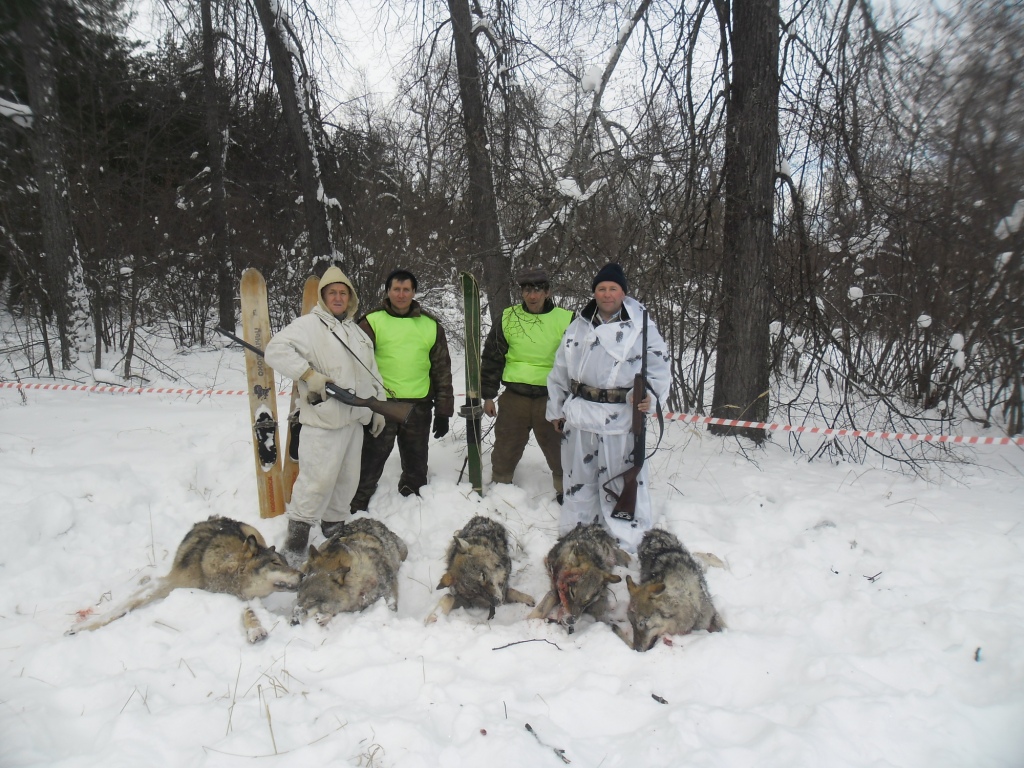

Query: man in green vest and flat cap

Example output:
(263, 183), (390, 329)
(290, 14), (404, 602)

(482, 267), (574, 502)
(350, 269), (455, 512)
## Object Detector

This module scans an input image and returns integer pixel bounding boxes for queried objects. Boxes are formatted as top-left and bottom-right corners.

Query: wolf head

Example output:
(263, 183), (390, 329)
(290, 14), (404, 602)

(293, 520), (406, 625)
(233, 535), (302, 600)
(625, 550), (723, 652)
(437, 536), (509, 617)
(625, 576), (673, 651)
(293, 540), (367, 624)
(555, 564), (620, 626)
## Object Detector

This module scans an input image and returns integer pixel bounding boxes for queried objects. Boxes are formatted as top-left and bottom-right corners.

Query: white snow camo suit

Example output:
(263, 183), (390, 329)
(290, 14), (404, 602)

(546, 295), (671, 552)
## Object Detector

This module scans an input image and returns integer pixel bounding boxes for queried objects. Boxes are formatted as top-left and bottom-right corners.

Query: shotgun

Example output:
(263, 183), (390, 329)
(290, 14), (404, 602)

(606, 310), (648, 521)
(214, 326), (414, 425)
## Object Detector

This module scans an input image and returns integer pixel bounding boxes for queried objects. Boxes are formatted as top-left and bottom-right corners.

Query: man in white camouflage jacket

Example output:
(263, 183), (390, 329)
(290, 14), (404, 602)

(546, 263), (671, 552)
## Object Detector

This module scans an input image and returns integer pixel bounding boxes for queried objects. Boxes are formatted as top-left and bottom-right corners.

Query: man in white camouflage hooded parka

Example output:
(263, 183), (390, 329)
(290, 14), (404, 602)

(546, 263), (671, 552)
(265, 265), (388, 562)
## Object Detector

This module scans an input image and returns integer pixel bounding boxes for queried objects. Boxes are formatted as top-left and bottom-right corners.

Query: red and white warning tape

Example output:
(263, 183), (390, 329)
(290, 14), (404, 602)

(663, 411), (1024, 446)
(0, 381), (289, 397)
(3, 380), (1021, 446)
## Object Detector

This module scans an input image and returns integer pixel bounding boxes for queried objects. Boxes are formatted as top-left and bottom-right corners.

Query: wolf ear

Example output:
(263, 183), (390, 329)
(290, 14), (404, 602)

(626, 575), (640, 597)
(436, 572), (453, 590)
(308, 543), (320, 560)
(245, 535), (260, 557)
(605, 573), (622, 584)
(335, 547), (353, 570)
(647, 582), (667, 598)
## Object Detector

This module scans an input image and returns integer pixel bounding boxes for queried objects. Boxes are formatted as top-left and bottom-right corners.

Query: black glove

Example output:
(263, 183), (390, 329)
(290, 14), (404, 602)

(432, 414), (450, 439)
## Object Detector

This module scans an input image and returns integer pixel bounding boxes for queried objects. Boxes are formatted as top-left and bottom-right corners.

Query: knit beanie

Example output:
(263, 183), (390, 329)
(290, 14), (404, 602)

(591, 262), (627, 293)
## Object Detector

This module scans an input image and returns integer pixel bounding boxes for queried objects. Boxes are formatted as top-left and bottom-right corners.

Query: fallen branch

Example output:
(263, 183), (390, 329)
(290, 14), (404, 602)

(525, 723), (570, 764)
(492, 638), (562, 651)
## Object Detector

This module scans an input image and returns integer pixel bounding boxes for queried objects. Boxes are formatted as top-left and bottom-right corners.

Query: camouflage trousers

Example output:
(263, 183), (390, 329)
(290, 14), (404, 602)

(560, 426), (652, 553)
(490, 389), (563, 493)
(350, 400), (433, 512)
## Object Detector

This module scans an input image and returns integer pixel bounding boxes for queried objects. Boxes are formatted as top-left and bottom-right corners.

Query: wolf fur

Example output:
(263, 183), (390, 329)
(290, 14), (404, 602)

(68, 516), (302, 643)
(425, 516), (535, 624)
(292, 517), (408, 625)
(618, 528), (724, 651)
(528, 522), (630, 632)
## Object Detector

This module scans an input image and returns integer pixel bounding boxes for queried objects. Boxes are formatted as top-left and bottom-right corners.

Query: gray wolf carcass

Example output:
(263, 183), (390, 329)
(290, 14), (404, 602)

(426, 515), (535, 623)
(292, 517), (407, 625)
(529, 522), (630, 633)
(69, 516), (301, 643)
(620, 528), (724, 651)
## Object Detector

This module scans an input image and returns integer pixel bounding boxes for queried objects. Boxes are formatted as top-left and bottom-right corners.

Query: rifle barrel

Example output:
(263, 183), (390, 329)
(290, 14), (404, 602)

(215, 326), (412, 425)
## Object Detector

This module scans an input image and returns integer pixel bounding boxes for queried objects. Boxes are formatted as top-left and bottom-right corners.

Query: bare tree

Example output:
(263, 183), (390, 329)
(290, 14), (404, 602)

(447, 0), (509, 322)
(200, 0), (233, 330)
(16, 0), (94, 370)
(709, 0), (780, 441)
(251, 0), (335, 267)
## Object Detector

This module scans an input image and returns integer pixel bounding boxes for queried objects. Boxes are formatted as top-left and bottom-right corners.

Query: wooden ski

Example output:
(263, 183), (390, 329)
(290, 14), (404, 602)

(460, 271), (484, 495)
(282, 275), (320, 502)
(240, 268), (285, 518)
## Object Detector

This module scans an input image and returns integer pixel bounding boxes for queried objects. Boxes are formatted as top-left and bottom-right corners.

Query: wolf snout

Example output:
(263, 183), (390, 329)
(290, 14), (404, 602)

(636, 634), (659, 652)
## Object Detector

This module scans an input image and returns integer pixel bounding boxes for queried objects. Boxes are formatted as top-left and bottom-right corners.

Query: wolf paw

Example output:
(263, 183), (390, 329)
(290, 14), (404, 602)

(246, 624), (268, 644)
(243, 607), (268, 643)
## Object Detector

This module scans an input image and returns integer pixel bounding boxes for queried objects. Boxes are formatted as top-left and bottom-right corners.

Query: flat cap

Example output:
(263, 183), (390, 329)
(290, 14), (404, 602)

(516, 267), (549, 286)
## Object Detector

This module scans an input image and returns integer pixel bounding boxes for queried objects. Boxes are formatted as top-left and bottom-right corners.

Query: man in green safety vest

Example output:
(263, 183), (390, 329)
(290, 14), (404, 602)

(481, 267), (574, 503)
(350, 269), (455, 513)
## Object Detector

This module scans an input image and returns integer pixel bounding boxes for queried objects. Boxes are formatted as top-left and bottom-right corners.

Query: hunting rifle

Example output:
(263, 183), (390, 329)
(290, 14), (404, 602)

(215, 326), (414, 425)
(606, 310), (648, 521)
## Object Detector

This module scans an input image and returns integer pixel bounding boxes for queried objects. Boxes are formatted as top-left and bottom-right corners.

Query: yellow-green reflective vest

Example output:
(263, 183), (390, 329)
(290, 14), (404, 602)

(501, 305), (573, 386)
(366, 311), (437, 398)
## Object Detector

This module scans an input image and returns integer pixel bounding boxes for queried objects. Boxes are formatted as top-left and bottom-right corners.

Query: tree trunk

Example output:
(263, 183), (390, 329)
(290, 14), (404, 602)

(19, 1), (93, 370)
(710, 0), (779, 441)
(448, 0), (510, 324)
(252, 0), (335, 268)
(201, 0), (234, 332)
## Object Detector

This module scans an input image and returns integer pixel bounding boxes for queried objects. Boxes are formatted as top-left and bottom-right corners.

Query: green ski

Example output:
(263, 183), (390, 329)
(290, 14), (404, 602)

(460, 271), (484, 495)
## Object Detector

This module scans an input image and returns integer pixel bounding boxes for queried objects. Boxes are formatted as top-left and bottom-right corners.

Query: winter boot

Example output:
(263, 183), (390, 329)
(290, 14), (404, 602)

(283, 520), (312, 566)
(321, 519), (346, 539)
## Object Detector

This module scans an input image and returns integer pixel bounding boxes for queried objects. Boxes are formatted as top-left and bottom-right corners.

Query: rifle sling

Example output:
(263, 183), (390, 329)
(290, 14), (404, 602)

(318, 316), (396, 399)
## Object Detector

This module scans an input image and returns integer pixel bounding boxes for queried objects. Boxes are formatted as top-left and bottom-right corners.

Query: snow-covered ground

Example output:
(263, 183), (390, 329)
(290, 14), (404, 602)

(1, 337), (1023, 767)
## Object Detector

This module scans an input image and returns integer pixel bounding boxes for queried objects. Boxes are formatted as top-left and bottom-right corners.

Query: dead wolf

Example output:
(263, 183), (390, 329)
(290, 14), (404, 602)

(292, 517), (407, 626)
(618, 528), (724, 651)
(529, 522), (630, 633)
(68, 516), (302, 643)
(425, 515), (535, 624)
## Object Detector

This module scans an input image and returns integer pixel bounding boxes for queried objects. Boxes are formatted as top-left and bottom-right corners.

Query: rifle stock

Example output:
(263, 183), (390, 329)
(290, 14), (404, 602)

(606, 310), (649, 521)
(214, 326), (413, 426)
(325, 383), (414, 425)
(609, 372), (647, 520)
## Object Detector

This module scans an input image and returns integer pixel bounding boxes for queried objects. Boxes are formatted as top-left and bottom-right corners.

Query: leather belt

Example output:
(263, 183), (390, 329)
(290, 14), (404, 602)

(569, 379), (630, 404)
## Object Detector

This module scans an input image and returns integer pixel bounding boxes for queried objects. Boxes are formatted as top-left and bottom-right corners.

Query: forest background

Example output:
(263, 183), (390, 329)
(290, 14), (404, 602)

(1, 0), (1022, 458)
